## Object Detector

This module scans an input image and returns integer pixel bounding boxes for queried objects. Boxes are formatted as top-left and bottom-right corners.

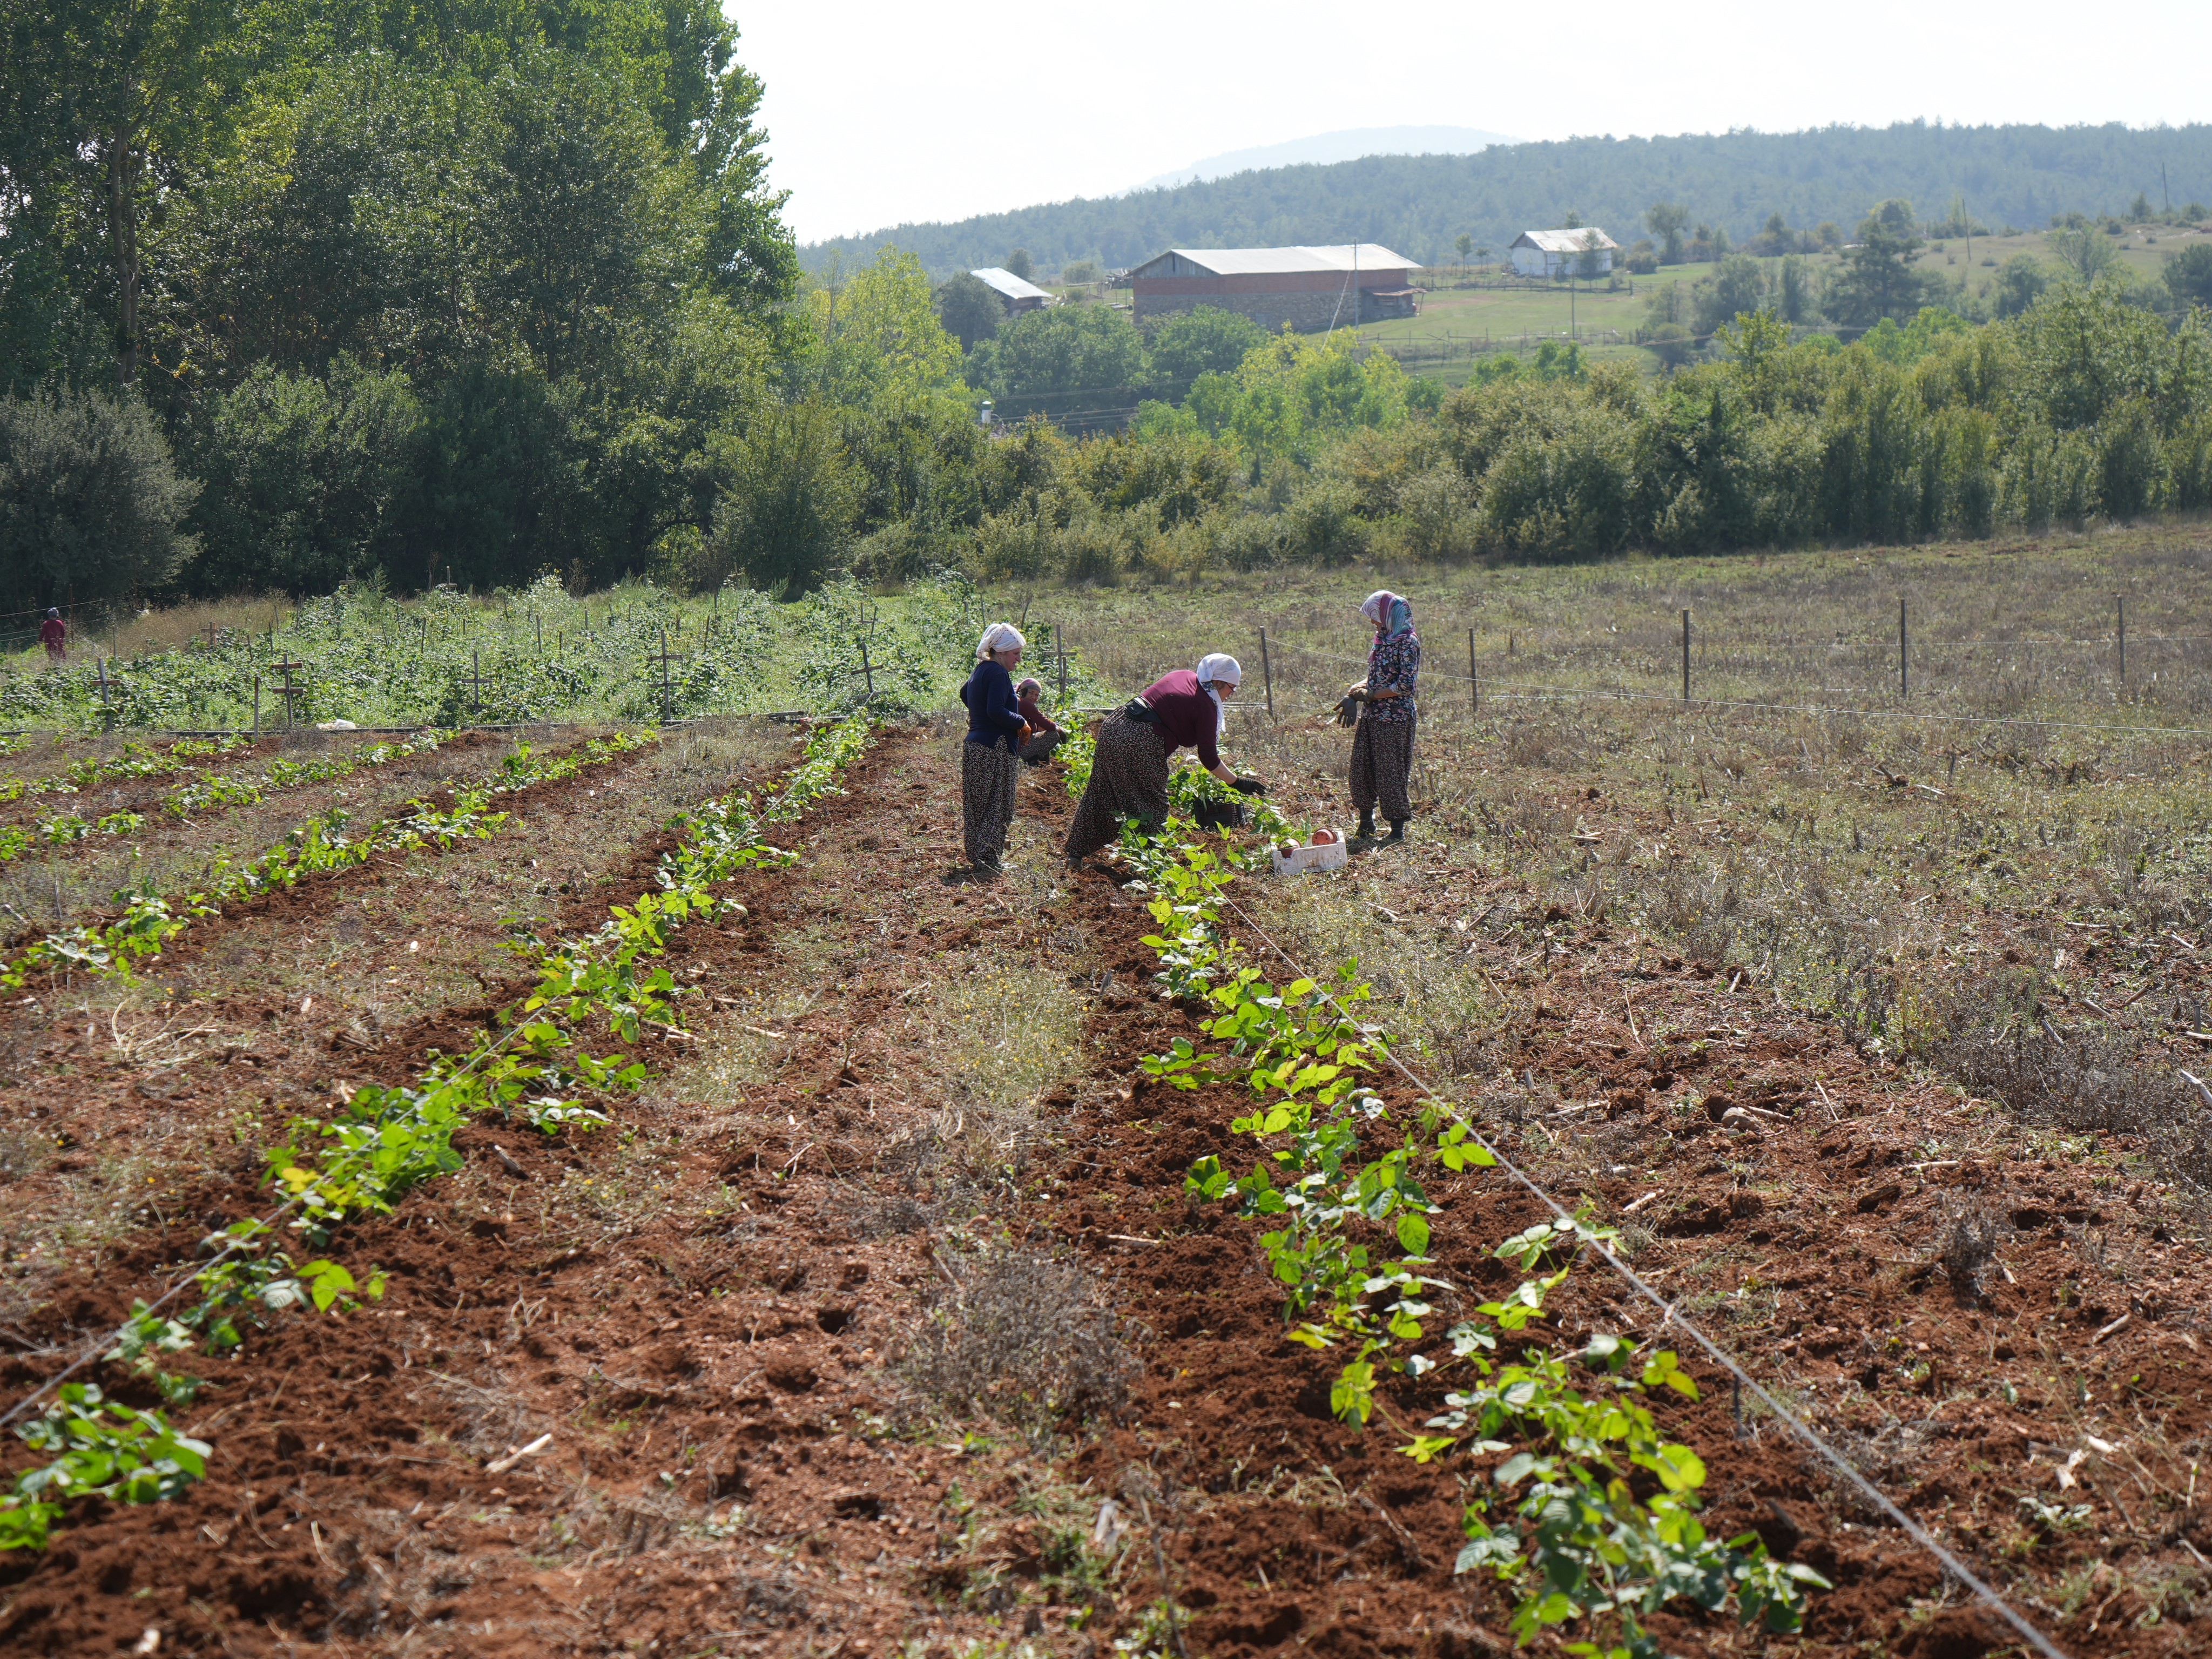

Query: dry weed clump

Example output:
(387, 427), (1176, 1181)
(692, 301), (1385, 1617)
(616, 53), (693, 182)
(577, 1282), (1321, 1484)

(899, 1242), (1138, 1440)
(1933, 1197), (2011, 1299)
(1921, 970), (2212, 1201)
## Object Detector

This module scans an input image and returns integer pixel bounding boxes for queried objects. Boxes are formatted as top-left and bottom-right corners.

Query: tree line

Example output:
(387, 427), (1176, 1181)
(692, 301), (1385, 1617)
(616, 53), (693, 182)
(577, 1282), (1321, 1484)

(799, 122), (2212, 280)
(1630, 200), (2212, 361)
(0, 0), (801, 617)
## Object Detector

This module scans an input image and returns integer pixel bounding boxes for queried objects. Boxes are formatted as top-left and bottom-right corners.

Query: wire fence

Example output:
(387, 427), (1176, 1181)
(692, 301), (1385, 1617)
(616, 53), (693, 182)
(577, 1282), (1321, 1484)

(1235, 605), (2212, 747)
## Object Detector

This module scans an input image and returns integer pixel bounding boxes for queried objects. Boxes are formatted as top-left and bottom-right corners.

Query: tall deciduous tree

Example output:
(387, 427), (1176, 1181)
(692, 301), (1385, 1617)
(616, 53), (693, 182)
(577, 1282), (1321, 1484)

(2046, 223), (2121, 285)
(0, 0), (276, 387)
(1644, 202), (1689, 265)
(1826, 200), (1940, 327)
(2167, 244), (2212, 311)
(934, 272), (1003, 353)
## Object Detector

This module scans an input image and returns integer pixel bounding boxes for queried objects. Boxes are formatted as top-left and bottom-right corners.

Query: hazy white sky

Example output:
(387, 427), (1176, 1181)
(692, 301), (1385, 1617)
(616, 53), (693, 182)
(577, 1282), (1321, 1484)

(734, 0), (2212, 244)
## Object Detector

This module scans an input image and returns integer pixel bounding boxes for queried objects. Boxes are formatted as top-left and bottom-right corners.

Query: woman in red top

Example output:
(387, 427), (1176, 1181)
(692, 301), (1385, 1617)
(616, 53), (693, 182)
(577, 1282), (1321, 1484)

(1065, 653), (1265, 866)
(39, 609), (66, 666)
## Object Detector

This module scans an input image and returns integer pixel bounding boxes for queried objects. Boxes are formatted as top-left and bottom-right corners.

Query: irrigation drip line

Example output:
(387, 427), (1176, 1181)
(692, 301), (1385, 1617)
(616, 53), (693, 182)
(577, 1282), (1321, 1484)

(1203, 881), (2072, 1659)
(0, 1201), (304, 1431)
(1261, 638), (2212, 741)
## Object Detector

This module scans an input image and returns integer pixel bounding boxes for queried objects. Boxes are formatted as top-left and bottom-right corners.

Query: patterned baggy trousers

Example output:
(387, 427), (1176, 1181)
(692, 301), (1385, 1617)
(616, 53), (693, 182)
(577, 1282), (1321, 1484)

(1064, 713), (1170, 863)
(1350, 712), (1415, 824)
(961, 739), (1020, 869)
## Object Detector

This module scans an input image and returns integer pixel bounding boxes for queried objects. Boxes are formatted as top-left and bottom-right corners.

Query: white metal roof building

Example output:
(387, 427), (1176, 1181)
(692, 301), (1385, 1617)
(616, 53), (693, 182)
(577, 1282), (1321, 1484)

(1508, 228), (1620, 278)
(1125, 244), (1422, 329)
(970, 267), (1052, 312)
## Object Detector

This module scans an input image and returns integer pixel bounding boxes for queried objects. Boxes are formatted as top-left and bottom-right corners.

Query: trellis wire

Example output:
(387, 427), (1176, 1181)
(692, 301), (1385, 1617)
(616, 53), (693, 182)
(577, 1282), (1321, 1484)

(1206, 884), (2072, 1659)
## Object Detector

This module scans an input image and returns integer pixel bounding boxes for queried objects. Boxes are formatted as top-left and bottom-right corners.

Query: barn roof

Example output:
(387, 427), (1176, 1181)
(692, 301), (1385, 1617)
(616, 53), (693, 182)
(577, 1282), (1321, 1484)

(1510, 228), (1621, 253)
(970, 267), (1052, 301)
(1132, 244), (1415, 278)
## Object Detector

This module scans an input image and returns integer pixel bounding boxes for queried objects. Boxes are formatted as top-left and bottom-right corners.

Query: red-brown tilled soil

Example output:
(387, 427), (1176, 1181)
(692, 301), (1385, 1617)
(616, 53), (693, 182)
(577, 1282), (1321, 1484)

(1, 721), (2206, 1657)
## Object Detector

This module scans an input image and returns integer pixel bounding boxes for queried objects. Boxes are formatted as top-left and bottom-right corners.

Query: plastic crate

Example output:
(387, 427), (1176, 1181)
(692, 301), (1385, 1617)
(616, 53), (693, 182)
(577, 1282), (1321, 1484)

(1269, 831), (1350, 876)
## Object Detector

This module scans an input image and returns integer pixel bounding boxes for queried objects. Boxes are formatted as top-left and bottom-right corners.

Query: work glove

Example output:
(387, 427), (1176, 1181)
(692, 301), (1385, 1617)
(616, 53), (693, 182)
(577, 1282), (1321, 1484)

(1231, 777), (1266, 796)
(1334, 695), (1360, 727)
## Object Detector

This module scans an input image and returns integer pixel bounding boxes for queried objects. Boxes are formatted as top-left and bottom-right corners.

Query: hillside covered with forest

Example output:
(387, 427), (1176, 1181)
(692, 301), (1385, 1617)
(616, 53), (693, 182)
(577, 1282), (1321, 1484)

(803, 122), (2212, 278)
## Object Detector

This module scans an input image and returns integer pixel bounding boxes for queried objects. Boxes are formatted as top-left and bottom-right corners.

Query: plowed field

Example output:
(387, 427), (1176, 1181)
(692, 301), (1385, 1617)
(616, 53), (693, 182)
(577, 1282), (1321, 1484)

(2, 711), (2208, 1658)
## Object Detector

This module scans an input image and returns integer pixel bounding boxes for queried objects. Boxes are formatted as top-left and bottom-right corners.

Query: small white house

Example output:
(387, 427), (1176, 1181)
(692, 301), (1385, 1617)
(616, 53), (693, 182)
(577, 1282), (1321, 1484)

(1509, 227), (1620, 278)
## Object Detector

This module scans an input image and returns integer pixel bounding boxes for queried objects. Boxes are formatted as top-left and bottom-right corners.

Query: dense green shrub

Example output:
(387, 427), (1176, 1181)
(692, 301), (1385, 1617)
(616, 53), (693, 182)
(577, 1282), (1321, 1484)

(0, 387), (197, 617)
(187, 359), (422, 596)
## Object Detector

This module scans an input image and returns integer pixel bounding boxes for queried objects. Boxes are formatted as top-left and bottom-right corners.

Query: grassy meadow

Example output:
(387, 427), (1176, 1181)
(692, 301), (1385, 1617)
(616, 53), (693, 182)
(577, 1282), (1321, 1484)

(1327, 221), (2212, 377)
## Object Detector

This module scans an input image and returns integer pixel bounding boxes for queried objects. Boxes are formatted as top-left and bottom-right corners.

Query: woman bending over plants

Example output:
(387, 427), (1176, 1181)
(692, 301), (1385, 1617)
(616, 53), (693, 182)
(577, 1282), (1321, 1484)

(1065, 652), (1266, 868)
(1345, 590), (1420, 844)
(957, 622), (1029, 874)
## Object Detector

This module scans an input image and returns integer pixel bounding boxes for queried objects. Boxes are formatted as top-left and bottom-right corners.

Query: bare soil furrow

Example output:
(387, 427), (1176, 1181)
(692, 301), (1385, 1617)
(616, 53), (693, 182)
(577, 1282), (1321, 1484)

(3, 711), (2208, 1659)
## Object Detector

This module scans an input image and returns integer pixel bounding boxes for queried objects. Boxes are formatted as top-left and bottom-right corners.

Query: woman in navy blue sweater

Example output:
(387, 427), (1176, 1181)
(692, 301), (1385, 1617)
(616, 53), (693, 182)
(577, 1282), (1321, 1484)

(957, 622), (1029, 872)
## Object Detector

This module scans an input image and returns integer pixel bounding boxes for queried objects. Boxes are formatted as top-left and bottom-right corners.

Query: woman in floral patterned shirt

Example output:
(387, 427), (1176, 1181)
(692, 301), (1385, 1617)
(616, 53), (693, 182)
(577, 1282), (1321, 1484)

(1346, 589), (1420, 842)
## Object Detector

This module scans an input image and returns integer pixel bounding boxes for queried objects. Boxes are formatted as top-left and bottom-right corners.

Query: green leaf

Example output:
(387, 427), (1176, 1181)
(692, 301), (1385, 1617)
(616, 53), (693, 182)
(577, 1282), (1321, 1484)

(1648, 1443), (1707, 1494)
(1395, 1212), (1432, 1255)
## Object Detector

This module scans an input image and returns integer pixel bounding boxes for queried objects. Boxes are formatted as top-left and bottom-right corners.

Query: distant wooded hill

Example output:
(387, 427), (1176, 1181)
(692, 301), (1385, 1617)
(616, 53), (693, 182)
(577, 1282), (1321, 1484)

(803, 122), (2212, 278)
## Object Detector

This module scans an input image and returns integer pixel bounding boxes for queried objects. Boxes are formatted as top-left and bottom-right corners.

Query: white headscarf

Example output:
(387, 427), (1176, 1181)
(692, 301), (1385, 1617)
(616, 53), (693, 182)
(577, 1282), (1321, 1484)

(976, 621), (1026, 660)
(1195, 653), (1241, 735)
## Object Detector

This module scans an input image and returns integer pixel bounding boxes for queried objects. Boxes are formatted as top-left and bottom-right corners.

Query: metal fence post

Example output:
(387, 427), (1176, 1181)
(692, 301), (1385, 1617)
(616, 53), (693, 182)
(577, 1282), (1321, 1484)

(1259, 629), (1275, 721)
(1899, 597), (1908, 700)
(1681, 610), (1690, 703)
(1468, 628), (1478, 715)
(2117, 596), (2126, 686)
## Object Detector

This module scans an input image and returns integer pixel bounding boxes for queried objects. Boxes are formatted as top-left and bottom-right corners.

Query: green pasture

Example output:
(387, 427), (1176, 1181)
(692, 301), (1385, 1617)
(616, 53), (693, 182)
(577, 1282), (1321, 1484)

(1343, 225), (2211, 376)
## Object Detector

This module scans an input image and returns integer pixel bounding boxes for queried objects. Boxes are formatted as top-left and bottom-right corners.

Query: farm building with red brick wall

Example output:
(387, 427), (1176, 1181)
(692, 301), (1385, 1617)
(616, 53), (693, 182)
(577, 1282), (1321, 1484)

(1124, 245), (1420, 331)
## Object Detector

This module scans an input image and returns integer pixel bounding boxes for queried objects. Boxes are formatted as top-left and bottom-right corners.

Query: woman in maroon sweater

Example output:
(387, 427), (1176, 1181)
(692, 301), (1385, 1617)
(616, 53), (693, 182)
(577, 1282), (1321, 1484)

(1065, 653), (1265, 866)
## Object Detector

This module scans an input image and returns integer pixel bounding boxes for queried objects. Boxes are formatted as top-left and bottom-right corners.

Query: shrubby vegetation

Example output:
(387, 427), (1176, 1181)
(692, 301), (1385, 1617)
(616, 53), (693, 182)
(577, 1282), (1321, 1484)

(951, 275), (2212, 579)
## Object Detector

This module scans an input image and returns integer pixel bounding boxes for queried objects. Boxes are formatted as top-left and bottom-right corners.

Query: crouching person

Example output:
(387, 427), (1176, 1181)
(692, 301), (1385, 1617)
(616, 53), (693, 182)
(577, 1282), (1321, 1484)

(1015, 677), (1064, 764)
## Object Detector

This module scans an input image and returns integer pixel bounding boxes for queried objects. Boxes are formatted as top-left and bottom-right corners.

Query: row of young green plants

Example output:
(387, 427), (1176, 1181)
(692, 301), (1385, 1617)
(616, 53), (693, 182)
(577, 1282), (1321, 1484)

(1085, 762), (1826, 1658)
(0, 731), (648, 990)
(0, 718), (874, 1552)
(0, 732), (448, 873)
(0, 734), (251, 802)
